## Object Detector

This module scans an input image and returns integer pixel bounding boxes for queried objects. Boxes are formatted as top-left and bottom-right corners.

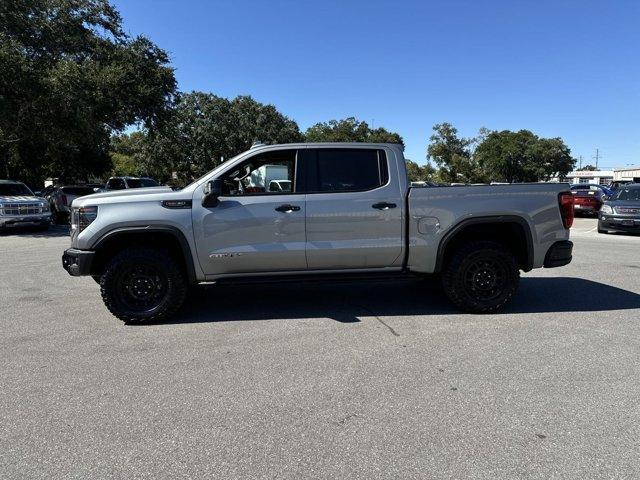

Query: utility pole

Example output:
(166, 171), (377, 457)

(593, 149), (601, 169)
(578, 155), (583, 169)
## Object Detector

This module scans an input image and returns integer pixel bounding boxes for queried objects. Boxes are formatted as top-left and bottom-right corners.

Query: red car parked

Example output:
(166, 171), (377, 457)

(572, 189), (605, 216)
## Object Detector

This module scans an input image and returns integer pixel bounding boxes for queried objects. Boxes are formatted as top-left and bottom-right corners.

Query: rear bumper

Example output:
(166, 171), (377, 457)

(544, 240), (573, 268)
(574, 205), (599, 214)
(62, 248), (95, 276)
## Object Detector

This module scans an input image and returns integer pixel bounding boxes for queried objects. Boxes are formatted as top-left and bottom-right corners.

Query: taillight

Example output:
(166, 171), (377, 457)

(559, 192), (574, 229)
(61, 194), (68, 205)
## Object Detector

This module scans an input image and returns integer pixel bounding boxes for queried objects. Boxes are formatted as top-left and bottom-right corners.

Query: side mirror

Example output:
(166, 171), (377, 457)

(202, 178), (223, 207)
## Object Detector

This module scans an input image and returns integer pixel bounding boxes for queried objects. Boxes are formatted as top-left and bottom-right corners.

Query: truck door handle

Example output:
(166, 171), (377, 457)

(275, 204), (301, 212)
(372, 202), (397, 210)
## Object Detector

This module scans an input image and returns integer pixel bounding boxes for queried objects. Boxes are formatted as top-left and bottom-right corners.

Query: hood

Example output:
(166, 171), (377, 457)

(79, 186), (173, 201)
(70, 186), (178, 208)
(0, 195), (45, 204)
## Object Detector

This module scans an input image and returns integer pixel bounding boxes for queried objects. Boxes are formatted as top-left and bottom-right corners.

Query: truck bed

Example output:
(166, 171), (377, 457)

(406, 183), (571, 273)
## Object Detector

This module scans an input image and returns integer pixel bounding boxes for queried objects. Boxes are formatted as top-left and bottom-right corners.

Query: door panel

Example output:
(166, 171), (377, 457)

(193, 194), (307, 275)
(191, 148), (306, 276)
(304, 148), (403, 270)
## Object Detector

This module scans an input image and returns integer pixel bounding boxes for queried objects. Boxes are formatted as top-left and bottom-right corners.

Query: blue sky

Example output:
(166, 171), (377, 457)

(114, 0), (639, 168)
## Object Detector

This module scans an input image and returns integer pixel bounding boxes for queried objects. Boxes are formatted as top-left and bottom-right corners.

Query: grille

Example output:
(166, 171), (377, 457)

(616, 207), (640, 215)
(1, 203), (43, 215)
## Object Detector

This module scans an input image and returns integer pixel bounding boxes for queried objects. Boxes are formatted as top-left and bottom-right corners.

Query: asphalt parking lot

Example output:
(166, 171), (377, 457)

(2, 217), (640, 479)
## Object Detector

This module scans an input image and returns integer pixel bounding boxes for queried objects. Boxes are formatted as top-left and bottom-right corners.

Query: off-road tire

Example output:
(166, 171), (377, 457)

(100, 247), (187, 323)
(442, 241), (520, 314)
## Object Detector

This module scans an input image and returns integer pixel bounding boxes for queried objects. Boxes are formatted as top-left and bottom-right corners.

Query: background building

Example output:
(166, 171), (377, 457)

(613, 166), (640, 183)
(564, 170), (614, 185)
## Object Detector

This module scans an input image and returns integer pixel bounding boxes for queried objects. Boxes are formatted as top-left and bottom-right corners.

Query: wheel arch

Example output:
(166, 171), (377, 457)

(90, 226), (197, 283)
(434, 215), (534, 273)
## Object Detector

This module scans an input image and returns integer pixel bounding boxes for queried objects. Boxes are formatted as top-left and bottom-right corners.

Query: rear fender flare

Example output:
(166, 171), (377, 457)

(434, 215), (535, 273)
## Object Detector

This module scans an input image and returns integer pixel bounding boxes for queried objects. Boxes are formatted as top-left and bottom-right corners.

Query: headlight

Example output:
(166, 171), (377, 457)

(600, 204), (613, 214)
(71, 206), (98, 233)
(41, 202), (50, 212)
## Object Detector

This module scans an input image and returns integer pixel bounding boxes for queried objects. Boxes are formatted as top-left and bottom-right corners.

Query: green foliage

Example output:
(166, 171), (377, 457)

(305, 117), (404, 145)
(406, 159), (435, 182)
(109, 131), (146, 176)
(427, 123), (486, 183)
(577, 164), (597, 171)
(474, 130), (576, 182)
(143, 92), (303, 184)
(0, 0), (176, 185)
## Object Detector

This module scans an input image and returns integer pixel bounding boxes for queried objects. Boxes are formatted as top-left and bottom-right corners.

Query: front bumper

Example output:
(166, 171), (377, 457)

(544, 240), (573, 268)
(62, 248), (95, 276)
(0, 215), (51, 227)
(598, 215), (640, 231)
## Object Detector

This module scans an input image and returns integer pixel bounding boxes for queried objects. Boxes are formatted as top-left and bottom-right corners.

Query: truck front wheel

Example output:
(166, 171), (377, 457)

(100, 247), (187, 323)
(442, 241), (519, 313)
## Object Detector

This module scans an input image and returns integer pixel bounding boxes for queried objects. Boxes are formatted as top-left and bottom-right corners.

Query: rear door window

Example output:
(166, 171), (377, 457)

(306, 149), (388, 193)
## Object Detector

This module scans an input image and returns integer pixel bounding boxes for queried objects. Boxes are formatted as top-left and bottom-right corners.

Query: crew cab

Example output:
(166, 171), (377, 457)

(62, 143), (574, 323)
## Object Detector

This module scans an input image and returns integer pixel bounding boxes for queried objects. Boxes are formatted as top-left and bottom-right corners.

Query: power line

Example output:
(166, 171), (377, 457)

(592, 148), (601, 169)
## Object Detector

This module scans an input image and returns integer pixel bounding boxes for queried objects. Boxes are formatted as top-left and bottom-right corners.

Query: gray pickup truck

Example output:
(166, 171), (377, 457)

(62, 143), (574, 323)
(1, 180), (51, 231)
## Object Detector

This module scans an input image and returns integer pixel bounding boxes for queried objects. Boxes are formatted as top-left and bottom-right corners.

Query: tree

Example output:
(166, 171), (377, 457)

(474, 130), (575, 182)
(304, 117), (404, 146)
(577, 164), (597, 171)
(427, 123), (485, 183)
(0, 0), (176, 185)
(109, 131), (147, 176)
(143, 92), (303, 184)
(406, 159), (435, 182)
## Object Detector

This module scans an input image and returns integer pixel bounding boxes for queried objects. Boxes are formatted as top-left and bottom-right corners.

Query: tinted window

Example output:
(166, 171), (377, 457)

(127, 178), (158, 188)
(222, 150), (297, 195)
(615, 188), (640, 201)
(61, 187), (95, 196)
(0, 183), (33, 196)
(313, 149), (387, 192)
(107, 179), (126, 190)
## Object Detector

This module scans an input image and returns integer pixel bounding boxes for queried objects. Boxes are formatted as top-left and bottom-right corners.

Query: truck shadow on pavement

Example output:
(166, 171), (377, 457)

(160, 276), (640, 325)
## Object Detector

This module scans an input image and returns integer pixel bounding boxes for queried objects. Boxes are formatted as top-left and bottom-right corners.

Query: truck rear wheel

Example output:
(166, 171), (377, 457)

(442, 241), (519, 313)
(100, 247), (187, 323)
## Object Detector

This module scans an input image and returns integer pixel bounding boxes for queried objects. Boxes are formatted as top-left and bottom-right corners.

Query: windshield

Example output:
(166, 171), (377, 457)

(0, 183), (34, 196)
(614, 187), (640, 201)
(127, 178), (159, 188)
